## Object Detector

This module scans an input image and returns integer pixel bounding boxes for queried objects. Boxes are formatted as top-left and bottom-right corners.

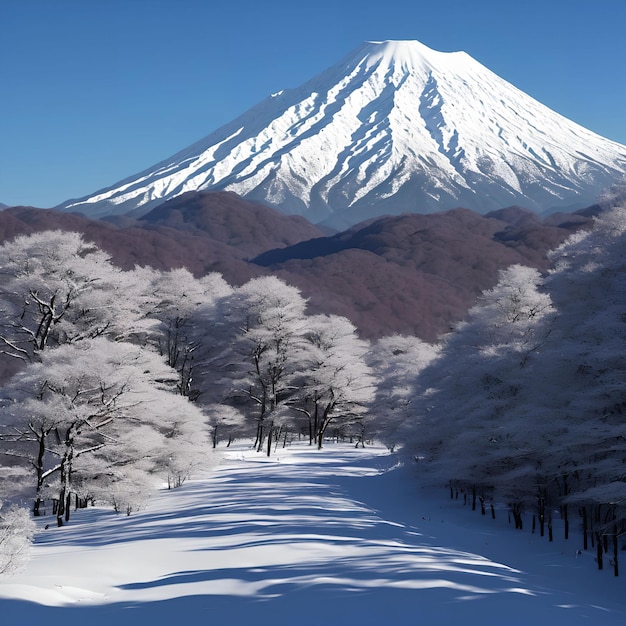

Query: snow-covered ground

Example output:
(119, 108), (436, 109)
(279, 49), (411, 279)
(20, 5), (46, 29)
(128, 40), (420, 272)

(1, 442), (624, 625)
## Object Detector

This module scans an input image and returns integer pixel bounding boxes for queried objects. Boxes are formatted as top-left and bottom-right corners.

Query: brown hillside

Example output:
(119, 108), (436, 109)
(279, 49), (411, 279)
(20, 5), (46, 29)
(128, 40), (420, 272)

(253, 207), (592, 340)
(0, 196), (592, 341)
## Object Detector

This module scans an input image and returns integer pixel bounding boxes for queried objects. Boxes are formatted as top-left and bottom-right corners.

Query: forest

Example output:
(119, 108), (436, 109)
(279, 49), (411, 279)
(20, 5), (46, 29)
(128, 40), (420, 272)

(1, 196), (626, 578)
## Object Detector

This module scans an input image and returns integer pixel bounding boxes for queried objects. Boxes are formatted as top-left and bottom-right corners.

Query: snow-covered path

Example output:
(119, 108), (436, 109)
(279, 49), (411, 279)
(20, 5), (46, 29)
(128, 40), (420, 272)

(1, 443), (625, 625)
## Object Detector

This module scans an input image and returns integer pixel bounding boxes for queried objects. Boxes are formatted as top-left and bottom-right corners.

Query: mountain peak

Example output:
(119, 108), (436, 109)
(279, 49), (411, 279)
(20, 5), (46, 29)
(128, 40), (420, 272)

(341, 39), (475, 82)
(364, 39), (439, 58)
(59, 41), (626, 228)
(360, 39), (458, 67)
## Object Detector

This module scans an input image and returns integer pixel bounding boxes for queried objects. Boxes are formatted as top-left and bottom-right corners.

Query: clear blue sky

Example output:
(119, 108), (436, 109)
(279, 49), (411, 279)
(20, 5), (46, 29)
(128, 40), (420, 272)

(2, 0), (625, 208)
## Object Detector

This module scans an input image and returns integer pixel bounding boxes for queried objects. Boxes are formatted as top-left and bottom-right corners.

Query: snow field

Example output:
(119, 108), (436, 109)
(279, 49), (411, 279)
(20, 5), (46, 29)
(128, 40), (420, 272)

(0, 442), (624, 625)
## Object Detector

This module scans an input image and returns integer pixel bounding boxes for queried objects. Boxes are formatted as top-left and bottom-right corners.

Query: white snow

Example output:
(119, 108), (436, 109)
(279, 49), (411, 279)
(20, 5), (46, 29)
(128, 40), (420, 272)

(1, 442), (624, 625)
(59, 39), (626, 227)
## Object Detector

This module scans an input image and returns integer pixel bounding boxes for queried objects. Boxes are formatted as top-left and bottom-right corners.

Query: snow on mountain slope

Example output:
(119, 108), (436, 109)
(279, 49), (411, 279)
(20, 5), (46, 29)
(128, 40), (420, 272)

(59, 40), (626, 229)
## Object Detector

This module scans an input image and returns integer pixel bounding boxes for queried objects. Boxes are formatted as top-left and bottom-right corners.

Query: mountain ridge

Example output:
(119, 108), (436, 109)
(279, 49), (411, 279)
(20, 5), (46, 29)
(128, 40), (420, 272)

(1, 192), (592, 341)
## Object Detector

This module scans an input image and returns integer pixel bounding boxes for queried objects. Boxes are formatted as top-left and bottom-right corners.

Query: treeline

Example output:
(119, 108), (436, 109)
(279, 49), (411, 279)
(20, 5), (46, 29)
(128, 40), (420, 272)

(385, 200), (626, 576)
(0, 230), (376, 572)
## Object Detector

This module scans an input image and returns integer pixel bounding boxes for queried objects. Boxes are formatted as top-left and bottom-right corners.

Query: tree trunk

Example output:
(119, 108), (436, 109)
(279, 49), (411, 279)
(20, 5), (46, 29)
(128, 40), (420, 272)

(56, 484), (66, 528)
(596, 532), (603, 570)
(254, 421), (262, 452)
(33, 428), (47, 517)
(557, 475), (570, 541)
(511, 503), (523, 530)
(33, 496), (43, 517)
(548, 512), (553, 542)
(274, 426), (282, 453)
(317, 404), (335, 450)
(613, 523), (619, 577)
(266, 423), (273, 457)
(313, 403), (319, 446)
(56, 427), (75, 527)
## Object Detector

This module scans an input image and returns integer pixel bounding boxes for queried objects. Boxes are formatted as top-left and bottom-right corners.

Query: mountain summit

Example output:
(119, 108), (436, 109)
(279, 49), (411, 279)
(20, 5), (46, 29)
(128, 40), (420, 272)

(60, 40), (626, 228)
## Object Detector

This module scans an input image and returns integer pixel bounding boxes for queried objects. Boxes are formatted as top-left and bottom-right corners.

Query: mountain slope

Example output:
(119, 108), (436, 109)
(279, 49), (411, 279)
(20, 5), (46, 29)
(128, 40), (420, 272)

(59, 40), (626, 228)
(253, 207), (590, 339)
(137, 190), (325, 259)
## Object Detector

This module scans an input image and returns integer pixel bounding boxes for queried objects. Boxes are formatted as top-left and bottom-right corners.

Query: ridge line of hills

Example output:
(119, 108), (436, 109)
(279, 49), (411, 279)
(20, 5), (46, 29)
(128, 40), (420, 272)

(0, 190), (594, 341)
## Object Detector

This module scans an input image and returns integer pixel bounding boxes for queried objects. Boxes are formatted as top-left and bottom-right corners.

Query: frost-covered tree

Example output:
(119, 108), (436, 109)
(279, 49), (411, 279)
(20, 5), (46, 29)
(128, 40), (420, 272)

(1, 338), (211, 526)
(0, 501), (35, 576)
(409, 265), (555, 521)
(534, 205), (626, 563)
(0, 231), (153, 364)
(293, 314), (376, 448)
(407, 206), (626, 571)
(156, 398), (215, 489)
(596, 177), (626, 211)
(147, 268), (232, 399)
(205, 276), (310, 455)
(367, 334), (439, 451)
(204, 404), (248, 448)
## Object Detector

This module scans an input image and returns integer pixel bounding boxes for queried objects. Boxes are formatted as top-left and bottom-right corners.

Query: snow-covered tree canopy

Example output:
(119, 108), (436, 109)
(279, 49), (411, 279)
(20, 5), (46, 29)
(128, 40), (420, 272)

(294, 314), (376, 448)
(2, 338), (210, 526)
(0, 231), (154, 362)
(0, 501), (35, 576)
(403, 205), (626, 553)
(367, 334), (440, 450)
(145, 268), (233, 398)
(199, 278), (377, 453)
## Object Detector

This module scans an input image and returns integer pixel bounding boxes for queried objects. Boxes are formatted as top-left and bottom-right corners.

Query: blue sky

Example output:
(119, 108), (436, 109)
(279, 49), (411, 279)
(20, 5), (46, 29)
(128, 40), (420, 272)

(2, 0), (625, 208)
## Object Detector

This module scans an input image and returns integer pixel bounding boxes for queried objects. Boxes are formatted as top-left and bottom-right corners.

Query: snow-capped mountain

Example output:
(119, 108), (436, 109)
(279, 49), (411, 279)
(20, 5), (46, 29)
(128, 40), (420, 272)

(59, 40), (626, 229)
